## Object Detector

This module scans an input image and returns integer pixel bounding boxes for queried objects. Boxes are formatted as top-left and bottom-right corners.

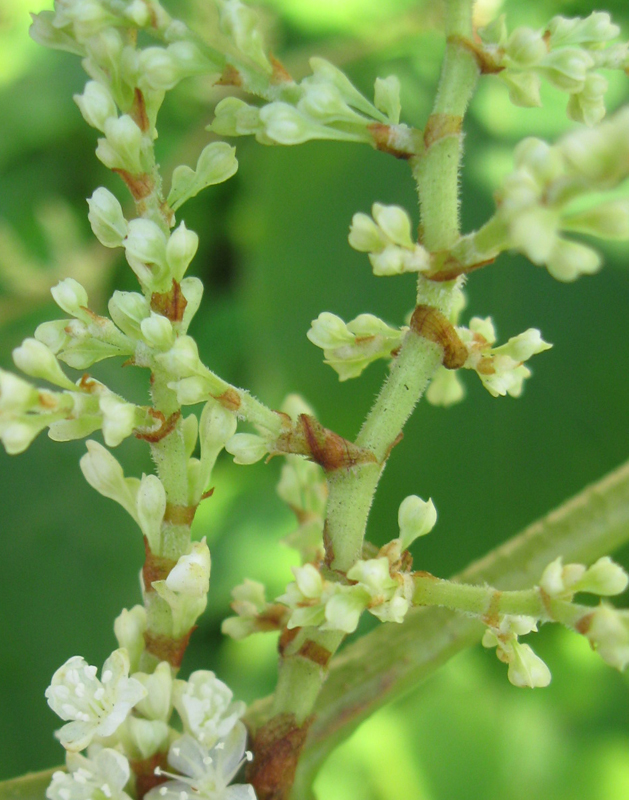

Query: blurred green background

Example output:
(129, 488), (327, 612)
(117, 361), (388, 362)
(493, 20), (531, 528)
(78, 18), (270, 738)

(2, 0), (629, 797)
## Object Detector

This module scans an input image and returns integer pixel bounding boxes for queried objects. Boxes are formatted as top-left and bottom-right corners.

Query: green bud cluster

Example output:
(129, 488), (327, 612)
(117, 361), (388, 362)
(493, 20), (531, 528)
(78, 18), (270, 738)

(479, 11), (628, 125)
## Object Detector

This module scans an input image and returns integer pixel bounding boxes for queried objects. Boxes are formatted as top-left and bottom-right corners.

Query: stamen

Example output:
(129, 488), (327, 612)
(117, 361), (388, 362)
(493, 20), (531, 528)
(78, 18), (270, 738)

(85, 666), (98, 680)
(159, 789), (168, 796)
(61, 704), (77, 717)
(245, 751), (253, 762)
(74, 683), (85, 698)
(215, 743), (225, 751)
(101, 783), (112, 798)
(154, 767), (163, 776)
(94, 688), (105, 701)
(202, 757), (212, 766)
(172, 747), (181, 757)
(101, 670), (113, 684)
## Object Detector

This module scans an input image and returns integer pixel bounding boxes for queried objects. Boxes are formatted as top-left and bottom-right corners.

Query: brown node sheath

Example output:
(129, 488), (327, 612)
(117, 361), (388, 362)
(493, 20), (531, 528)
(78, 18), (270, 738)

(297, 639), (332, 668)
(142, 538), (177, 590)
(143, 628), (194, 668)
(427, 253), (496, 282)
(482, 590), (502, 630)
(150, 279), (188, 323)
(136, 409), (181, 443)
(131, 751), (169, 800)
(163, 502), (197, 527)
(423, 114), (462, 149)
(447, 33), (504, 74)
(247, 714), (312, 800)
(112, 169), (154, 201)
(278, 626), (300, 657)
(131, 87), (150, 133)
(215, 388), (241, 412)
(368, 123), (414, 160)
(277, 414), (377, 473)
(410, 305), (467, 370)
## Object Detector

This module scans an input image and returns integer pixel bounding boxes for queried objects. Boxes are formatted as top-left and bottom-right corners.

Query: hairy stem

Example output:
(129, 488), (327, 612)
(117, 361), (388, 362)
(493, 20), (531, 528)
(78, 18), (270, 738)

(250, 3), (481, 798)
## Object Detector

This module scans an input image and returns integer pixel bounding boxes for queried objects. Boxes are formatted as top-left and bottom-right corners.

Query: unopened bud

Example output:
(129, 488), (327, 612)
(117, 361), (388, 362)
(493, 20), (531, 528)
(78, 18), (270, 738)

(398, 495), (437, 550)
(74, 80), (117, 131)
(13, 338), (75, 390)
(88, 187), (128, 248)
(51, 278), (89, 318)
(372, 203), (415, 249)
(166, 538), (211, 597)
(136, 474), (167, 554)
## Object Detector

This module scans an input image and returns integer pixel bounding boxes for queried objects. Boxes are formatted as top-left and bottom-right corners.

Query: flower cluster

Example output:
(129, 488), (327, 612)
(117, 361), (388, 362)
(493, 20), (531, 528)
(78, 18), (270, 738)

(483, 556), (629, 687)
(275, 496), (436, 633)
(212, 56), (408, 148)
(490, 119), (629, 282)
(348, 203), (430, 277)
(482, 616), (551, 688)
(45, 648), (256, 800)
(479, 12), (628, 124)
(306, 312), (406, 381)
(427, 315), (552, 406)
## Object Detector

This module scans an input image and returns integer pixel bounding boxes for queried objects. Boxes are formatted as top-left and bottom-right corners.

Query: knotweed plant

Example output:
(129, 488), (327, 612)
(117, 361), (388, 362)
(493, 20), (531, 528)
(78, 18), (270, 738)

(3, 1), (629, 799)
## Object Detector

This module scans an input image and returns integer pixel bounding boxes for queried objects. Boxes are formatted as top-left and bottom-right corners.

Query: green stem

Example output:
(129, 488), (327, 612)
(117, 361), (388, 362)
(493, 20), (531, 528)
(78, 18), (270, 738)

(413, 0), (479, 252)
(291, 457), (629, 791)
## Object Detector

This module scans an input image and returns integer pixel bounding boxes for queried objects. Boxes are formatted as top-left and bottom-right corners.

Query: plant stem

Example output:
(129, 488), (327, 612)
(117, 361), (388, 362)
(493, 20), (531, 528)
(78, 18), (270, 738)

(413, 0), (479, 252)
(250, 3), (482, 798)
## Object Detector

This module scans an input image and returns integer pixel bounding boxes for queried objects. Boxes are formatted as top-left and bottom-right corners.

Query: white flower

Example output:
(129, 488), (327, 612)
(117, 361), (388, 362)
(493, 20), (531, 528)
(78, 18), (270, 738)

(172, 671), (246, 748)
(45, 650), (147, 751)
(47, 748), (133, 800)
(147, 727), (256, 800)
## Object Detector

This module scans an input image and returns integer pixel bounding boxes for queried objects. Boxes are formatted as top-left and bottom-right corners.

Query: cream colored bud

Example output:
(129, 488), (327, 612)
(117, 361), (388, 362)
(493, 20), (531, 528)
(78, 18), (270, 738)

(74, 80), (117, 131)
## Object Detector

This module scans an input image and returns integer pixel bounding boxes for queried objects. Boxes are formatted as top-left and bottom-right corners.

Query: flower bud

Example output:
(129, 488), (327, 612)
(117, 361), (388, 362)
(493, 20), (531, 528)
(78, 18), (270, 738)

(374, 76), (401, 124)
(74, 80), (117, 131)
(29, 10), (86, 56)
(548, 12), (620, 47)
(225, 433), (268, 465)
(127, 717), (170, 760)
(500, 71), (542, 108)
(585, 604), (629, 670)
(96, 115), (144, 174)
(0, 369), (39, 413)
(13, 338), (76, 390)
(259, 102), (330, 145)
(168, 143), (238, 211)
(80, 440), (139, 520)
(504, 27), (546, 67)
(0, 417), (50, 455)
(108, 291), (149, 338)
(99, 395), (137, 447)
(114, 605), (147, 672)
(180, 277), (204, 332)
(497, 328), (552, 362)
(88, 187), (128, 248)
(426, 367), (466, 407)
(166, 222), (199, 282)
(51, 278), (89, 318)
(348, 213), (387, 253)
(309, 57), (381, 120)
(397, 495), (437, 550)
(156, 336), (202, 377)
(540, 48), (593, 93)
(133, 662), (173, 722)
(567, 72), (608, 127)
(508, 641), (552, 688)
(372, 203), (415, 249)
(298, 82), (363, 124)
(546, 237), (601, 282)
(168, 376), (212, 406)
(562, 199), (629, 240)
(139, 47), (180, 91)
(576, 557), (629, 596)
(218, 0), (271, 71)
(211, 97), (263, 137)
(140, 313), (174, 350)
(136, 474), (167, 554)
(166, 539), (211, 597)
(307, 312), (353, 349)
(124, 218), (168, 288)
(323, 588), (367, 633)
